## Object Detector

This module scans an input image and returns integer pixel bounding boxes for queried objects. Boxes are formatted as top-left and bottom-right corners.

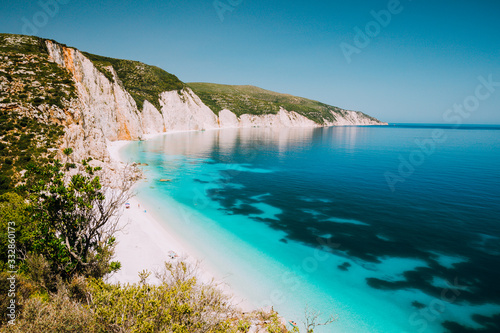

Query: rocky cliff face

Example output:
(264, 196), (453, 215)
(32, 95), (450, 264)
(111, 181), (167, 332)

(42, 40), (385, 163)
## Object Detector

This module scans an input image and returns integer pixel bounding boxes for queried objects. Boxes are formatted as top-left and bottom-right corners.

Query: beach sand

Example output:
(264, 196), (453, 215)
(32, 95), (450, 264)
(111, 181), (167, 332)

(106, 195), (190, 285)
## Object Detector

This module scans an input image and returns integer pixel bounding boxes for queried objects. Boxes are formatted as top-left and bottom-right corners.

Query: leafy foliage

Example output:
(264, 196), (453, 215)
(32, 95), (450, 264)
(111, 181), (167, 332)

(82, 52), (184, 112)
(0, 193), (33, 271)
(0, 272), (36, 326)
(89, 261), (238, 333)
(17, 157), (130, 282)
(1, 292), (100, 333)
(0, 259), (299, 333)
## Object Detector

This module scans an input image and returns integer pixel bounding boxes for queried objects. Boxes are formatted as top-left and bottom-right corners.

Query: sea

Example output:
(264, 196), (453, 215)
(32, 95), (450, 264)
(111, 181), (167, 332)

(120, 124), (500, 333)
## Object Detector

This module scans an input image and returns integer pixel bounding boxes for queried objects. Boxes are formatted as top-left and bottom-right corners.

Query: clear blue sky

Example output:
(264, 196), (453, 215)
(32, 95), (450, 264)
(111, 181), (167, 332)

(1, 0), (499, 123)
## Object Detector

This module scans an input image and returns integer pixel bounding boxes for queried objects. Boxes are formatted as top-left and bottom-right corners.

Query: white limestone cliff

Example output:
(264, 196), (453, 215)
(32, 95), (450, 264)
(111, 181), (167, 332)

(324, 109), (385, 126)
(234, 108), (319, 128)
(44, 40), (385, 163)
(159, 89), (219, 132)
(46, 40), (141, 162)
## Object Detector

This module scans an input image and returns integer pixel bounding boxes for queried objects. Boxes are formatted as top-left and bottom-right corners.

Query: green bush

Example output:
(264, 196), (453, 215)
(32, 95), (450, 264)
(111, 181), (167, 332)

(0, 193), (34, 271)
(18, 158), (129, 283)
(0, 34), (48, 55)
(0, 176), (10, 193)
(0, 109), (64, 194)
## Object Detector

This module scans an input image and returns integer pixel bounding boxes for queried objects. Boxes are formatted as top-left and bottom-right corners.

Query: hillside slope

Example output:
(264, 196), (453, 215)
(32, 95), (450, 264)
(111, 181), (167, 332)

(188, 82), (385, 126)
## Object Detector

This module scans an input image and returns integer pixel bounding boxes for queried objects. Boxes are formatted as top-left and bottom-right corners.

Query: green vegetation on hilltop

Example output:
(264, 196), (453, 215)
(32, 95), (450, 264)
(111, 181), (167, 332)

(188, 82), (367, 125)
(1, 33), (184, 113)
(0, 110), (64, 193)
(82, 52), (184, 111)
(1, 33), (380, 127)
(0, 34), (48, 55)
(0, 34), (77, 109)
(0, 34), (74, 193)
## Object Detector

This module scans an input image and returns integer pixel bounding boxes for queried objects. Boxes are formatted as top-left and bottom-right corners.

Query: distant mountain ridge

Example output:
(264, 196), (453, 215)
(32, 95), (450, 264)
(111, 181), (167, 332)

(0, 33), (386, 166)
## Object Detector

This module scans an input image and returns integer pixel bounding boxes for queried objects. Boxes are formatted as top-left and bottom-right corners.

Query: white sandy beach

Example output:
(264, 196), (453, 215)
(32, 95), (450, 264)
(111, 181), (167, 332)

(107, 138), (186, 285)
(106, 195), (190, 285)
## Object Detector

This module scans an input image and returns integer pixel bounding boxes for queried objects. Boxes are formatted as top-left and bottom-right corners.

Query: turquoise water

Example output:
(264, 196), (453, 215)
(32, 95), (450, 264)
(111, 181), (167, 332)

(121, 125), (500, 333)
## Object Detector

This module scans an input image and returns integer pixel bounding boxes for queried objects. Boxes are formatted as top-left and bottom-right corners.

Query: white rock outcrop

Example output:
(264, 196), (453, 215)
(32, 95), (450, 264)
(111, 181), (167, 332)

(325, 110), (384, 126)
(46, 40), (142, 161)
(237, 108), (319, 128)
(160, 88), (219, 131)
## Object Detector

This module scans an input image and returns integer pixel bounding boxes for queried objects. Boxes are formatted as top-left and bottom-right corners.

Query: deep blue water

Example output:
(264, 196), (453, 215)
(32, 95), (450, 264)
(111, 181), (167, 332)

(122, 124), (500, 333)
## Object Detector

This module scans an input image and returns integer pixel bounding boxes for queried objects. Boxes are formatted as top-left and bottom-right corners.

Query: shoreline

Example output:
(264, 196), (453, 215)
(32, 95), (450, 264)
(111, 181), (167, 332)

(104, 128), (435, 333)
(107, 138), (255, 311)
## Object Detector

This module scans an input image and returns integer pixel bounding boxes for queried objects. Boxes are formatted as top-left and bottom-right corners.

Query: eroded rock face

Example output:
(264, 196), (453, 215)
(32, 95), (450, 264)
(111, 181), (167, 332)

(237, 108), (318, 128)
(325, 109), (386, 126)
(160, 88), (219, 132)
(44, 40), (385, 164)
(46, 41), (143, 161)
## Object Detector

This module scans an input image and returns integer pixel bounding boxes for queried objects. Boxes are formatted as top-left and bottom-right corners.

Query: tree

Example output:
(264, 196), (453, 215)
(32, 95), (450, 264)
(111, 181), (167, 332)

(19, 155), (135, 282)
(0, 192), (32, 270)
(303, 304), (336, 333)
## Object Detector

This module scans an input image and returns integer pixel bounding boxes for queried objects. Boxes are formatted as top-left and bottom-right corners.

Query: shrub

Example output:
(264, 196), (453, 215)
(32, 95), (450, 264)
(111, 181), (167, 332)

(0, 192), (34, 268)
(0, 292), (99, 333)
(23, 254), (57, 292)
(0, 176), (11, 194)
(0, 272), (36, 326)
(89, 261), (238, 333)
(32, 97), (44, 106)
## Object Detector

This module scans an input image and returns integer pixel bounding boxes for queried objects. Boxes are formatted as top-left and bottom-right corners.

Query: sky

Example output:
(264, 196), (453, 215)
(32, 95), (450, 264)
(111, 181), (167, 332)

(1, 0), (499, 124)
